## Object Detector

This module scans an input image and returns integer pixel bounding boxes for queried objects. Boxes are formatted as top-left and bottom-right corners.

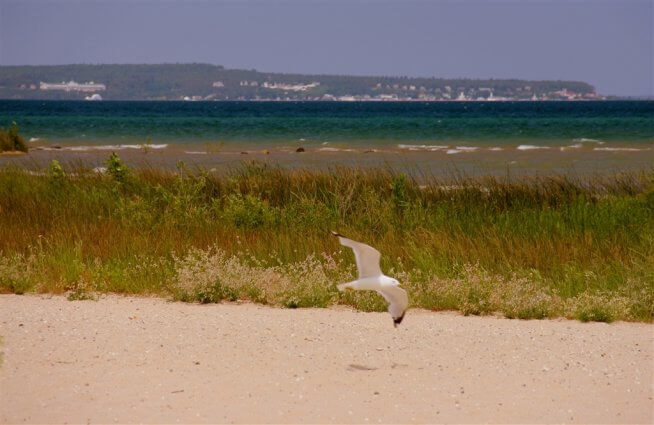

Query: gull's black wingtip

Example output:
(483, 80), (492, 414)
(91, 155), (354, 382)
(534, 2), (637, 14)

(393, 312), (406, 328)
(331, 231), (343, 238)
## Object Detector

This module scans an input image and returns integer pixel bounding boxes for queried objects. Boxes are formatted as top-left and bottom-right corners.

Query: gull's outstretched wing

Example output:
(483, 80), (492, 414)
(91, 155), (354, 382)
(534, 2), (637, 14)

(377, 285), (408, 326)
(331, 232), (382, 279)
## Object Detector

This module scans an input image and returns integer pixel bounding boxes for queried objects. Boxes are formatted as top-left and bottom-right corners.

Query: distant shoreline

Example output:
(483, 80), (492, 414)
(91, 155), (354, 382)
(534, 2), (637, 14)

(0, 63), (599, 101)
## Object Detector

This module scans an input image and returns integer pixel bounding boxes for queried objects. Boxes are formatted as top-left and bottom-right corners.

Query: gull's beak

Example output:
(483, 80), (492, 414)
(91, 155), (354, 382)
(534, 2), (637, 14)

(393, 312), (405, 328)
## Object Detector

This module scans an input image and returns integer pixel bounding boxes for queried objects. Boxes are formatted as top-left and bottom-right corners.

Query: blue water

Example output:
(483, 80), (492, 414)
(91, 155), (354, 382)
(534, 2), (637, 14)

(1, 100), (652, 148)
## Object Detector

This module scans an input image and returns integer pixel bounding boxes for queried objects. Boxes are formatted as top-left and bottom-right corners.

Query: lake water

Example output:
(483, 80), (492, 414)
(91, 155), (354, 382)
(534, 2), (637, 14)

(1, 100), (652, 150)
(1, 100), (652, 176)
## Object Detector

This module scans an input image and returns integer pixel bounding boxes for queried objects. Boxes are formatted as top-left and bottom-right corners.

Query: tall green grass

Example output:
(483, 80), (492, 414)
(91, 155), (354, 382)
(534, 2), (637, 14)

(1, 158), (652, 321)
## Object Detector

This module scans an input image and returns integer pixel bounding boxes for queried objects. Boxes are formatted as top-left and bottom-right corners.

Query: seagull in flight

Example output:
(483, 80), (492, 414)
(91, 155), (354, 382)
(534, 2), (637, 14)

(332, 231), (409, 327)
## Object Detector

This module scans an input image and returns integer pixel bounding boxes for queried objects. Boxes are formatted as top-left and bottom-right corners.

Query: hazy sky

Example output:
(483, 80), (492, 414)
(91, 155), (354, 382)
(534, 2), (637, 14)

(1, 0), (652, 96)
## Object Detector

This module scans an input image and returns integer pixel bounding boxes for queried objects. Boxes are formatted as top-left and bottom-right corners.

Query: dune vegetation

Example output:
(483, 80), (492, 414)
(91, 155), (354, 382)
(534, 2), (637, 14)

(0, 122), (27, 153)
(1, 155), (652, 322)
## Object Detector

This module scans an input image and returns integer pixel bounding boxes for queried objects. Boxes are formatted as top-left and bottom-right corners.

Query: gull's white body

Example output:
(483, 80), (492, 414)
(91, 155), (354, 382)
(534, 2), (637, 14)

(332, 232), (409, 326)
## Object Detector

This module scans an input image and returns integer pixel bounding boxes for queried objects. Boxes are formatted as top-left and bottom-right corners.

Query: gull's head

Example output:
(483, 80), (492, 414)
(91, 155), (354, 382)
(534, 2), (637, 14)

(393, 312), (406, 327)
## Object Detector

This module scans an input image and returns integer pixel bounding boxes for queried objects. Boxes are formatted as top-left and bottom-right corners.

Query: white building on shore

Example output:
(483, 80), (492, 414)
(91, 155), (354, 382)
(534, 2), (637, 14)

(40, 81), (106, 92)
(261, 82), (319, 92)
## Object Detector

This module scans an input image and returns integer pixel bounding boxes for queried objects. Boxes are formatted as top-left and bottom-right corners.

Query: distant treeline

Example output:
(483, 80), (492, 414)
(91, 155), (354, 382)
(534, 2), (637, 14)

(0, 63), (595, 100)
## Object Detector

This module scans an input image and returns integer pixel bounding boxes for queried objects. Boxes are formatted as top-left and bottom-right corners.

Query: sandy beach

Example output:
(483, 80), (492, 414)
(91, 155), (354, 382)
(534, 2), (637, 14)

(0, 295), (652, 424)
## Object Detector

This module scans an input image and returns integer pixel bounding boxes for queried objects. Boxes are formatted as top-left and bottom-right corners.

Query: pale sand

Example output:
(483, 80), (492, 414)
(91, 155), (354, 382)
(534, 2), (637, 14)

(0, 295), (652, 424)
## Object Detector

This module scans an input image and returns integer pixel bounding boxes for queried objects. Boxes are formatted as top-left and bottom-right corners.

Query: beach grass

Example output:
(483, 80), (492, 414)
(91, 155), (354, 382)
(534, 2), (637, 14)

(1, 158), (652, 322)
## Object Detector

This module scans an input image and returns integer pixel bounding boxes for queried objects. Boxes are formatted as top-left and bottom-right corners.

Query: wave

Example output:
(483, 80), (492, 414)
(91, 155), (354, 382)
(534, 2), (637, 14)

(44, 144), (170, 152)
(318, 147), (356, 152)
(184, 151), (208, 155)
(564, 143), (583, 149)
(446, 146), (480, 155)
(28, 137), (41, 142)
(594, 147), (650, 152)
(398, 144), (449, 151)
(558, 143), (583, 151)
(573, 138), (604, 144)
(517, 145), (551, 151)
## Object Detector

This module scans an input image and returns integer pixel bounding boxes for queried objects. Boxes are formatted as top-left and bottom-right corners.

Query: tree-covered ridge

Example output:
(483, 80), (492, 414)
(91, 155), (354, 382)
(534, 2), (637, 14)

(0, 63), (596, 101)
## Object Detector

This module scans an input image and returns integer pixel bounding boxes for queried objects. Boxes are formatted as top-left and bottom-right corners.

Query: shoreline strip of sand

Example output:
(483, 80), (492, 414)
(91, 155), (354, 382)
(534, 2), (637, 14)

(1, 294), (651, 424)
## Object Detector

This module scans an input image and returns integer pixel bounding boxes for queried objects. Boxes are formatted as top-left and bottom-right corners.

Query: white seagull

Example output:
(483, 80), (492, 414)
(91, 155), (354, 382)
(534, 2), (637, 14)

(332, 231), (409, 327)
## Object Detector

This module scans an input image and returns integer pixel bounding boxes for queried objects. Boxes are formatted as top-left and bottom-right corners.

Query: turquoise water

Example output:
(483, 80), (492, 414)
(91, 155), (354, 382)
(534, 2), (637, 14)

(1, 100), (652, 148)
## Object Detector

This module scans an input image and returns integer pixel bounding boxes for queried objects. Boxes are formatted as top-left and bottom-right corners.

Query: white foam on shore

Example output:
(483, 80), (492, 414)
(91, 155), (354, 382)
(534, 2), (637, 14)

(184, 151), (208, 155)
(594, 147), (650, 152)
(28, 137), (41, 142)
(48, 144), (169, 152)
(446, 146), (480, 155)
(445, 146), (479, 155)
(559, 143), (583, 151)
(318, 147), (356, 152)
(398, 144), (449, 151)
(397, 144), (501, 154)
(517, 145), (551, 151)
(573, 138), (604, 144)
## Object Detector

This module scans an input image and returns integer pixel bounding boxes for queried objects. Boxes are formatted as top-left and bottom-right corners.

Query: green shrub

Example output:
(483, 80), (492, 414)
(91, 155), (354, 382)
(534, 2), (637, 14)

(0, 122), (28, 153)
(194, 280), (239, 303)
(222, 193), (276, 228)
(49, 160), (65, 182)
(0, 252), (36, 294)
(391, 174), (410, 212)
(565, 292), (630, 323)
(66, 276), (97, 301)
(106, 152), (129, 182)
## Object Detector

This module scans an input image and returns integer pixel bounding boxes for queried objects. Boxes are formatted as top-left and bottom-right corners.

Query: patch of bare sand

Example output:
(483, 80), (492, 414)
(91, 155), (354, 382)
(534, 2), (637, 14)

(0, 294), (652, 424)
